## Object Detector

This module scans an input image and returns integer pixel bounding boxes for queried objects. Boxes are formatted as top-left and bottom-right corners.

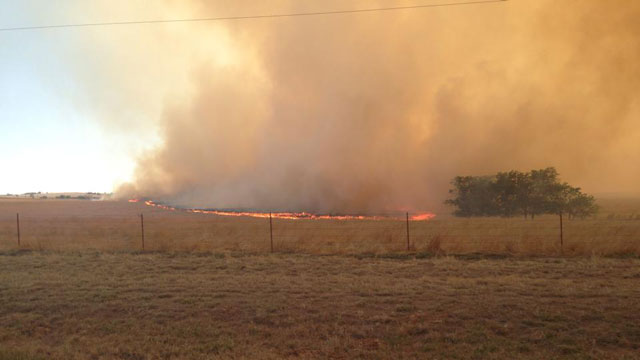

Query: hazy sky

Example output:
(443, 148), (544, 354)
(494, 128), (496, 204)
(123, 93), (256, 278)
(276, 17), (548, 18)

(0, 0), (247, 193)
(0, 1), (165, 193)
(1, 1), (639, 211)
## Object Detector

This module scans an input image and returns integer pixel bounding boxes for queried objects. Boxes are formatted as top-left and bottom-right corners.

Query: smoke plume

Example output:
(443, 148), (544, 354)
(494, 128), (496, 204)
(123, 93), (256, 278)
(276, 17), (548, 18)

(110, 0), (640, 213)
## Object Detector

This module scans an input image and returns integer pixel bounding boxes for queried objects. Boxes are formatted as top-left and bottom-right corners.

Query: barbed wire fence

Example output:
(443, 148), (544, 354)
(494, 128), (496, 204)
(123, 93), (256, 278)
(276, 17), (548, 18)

(1, 209), (639, 255)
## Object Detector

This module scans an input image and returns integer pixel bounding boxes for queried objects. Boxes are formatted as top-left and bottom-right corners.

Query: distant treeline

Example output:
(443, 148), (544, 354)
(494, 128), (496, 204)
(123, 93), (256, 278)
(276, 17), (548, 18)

(4, 192), (106, 200)
(446, 167), (598, 219)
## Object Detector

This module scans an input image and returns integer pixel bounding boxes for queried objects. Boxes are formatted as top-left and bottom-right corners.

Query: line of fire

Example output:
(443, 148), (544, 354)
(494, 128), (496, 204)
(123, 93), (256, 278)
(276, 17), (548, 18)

(128, 199), (436, 221)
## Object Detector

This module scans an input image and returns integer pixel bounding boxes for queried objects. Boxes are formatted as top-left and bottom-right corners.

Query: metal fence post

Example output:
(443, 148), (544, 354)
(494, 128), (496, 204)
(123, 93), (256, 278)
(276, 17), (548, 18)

(269, 212), (273, 253)
(140, 214), (145, 251)
(16, 213), (20, 246)
(406, 212), (410, 251)
(559, 212), (564, 254)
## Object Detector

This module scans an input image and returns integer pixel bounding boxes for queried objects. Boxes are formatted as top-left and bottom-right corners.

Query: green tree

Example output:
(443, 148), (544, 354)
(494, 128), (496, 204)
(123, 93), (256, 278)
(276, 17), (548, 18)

(566, 189), (599, 219)
(545, 182), (574, 216)
(445, 167), (598, 220)
(515, 171), (534, 219)
(445, 175), (498, 217)
(493, 171), (519, 217)
(544, 182), (598, 220)
(493, 170), (532, 217)
(529, 167), (559, 219)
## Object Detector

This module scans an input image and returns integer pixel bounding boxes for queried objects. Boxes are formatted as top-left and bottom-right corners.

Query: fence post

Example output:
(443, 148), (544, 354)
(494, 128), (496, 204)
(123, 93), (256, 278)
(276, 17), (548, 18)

(406, 212), (410, 251)
(559, 212), (563, 254)
(269, 212), (273, 253)
(140, 214), (145, 251)
(16, 213), (20, 246)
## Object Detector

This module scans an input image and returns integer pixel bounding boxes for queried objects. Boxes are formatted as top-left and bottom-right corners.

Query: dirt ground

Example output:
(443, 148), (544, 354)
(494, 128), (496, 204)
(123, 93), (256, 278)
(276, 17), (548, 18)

(1, 251), (639, 359)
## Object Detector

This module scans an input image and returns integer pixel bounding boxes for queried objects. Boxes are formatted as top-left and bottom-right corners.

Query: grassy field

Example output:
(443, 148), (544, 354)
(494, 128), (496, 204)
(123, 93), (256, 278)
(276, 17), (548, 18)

(0, 199), (639, 358)
(1, 251), (639, 359)
(0, 199), (639, 255)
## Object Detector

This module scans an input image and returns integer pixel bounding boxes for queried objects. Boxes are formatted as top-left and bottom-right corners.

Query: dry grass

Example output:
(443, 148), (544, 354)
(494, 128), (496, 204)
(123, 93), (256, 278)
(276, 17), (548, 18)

(1, 199), (639, 358)
(0, 199), (638, 256)
(0, 251), (639, 359)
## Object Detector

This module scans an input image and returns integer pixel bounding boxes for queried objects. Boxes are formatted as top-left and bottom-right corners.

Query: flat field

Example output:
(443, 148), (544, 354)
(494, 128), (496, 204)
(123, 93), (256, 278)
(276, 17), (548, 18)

(0, 199), (639, 255)
(1, 251), (639, 359)
(0, 199), (639, 359)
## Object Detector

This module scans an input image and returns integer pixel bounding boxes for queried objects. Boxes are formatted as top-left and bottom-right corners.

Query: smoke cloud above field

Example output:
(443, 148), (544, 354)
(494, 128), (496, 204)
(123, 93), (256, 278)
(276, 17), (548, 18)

(107, 0), (640, 212)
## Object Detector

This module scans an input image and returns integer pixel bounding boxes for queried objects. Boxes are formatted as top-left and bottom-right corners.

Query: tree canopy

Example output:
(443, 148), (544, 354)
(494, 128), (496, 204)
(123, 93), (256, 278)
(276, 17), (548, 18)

(445, 167), (598, 219)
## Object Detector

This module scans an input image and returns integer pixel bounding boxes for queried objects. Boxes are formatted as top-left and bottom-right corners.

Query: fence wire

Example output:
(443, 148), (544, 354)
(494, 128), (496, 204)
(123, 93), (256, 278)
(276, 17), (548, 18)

(0, 208), (639, 254)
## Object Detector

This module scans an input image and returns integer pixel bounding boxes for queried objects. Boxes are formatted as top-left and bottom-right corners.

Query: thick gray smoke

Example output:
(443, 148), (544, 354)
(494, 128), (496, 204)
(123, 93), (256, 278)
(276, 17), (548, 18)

(115, 0), (640, 213)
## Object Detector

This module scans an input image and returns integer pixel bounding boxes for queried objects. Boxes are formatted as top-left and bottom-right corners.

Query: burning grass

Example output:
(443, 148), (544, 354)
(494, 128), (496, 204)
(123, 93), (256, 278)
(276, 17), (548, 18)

(0, 199), (638, 256)
(138, 199), (436, 221)
(0, 199), (639, 358)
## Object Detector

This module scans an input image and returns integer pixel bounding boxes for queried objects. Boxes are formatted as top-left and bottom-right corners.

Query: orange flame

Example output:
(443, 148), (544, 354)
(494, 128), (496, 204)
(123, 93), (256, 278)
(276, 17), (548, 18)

(129, 199), (435, 221)
(410, 213), (436, 221)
